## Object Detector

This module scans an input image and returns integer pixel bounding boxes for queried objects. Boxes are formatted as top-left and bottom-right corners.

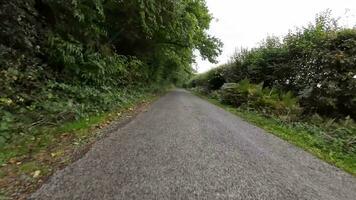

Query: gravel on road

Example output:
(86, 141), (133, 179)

(31, 89), (356, 200)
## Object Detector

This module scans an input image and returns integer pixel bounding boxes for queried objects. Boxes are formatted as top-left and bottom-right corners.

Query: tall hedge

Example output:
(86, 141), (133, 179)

(0, 0), (222, 144)
(189, 13), (356, 119)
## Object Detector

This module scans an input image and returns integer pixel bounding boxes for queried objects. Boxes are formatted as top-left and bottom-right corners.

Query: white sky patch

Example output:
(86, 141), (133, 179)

(195, 0), (356, 73)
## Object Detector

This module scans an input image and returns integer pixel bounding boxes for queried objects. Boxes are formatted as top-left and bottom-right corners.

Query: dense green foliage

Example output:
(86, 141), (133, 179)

(188, 13), (356, 173)
(219, 80), (301, 121)
(189, 13), (356, 119)
(0, 0), (222, 145)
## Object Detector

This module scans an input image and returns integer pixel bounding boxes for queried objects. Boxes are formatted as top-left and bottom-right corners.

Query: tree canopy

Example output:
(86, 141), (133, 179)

(37, 0), (222, 84)
(0, 0), (222, 144)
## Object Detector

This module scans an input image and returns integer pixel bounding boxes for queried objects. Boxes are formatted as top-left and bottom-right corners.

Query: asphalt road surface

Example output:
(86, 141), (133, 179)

(31, 89), (356, 200)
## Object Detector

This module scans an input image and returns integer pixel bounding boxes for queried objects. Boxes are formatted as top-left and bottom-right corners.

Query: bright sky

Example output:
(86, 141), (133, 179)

(195, 0), (356, 73)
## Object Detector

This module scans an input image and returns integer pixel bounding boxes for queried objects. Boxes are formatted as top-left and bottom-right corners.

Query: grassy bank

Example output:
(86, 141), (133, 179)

(0, 87), (168, 199)
(193, 92), (356, 176)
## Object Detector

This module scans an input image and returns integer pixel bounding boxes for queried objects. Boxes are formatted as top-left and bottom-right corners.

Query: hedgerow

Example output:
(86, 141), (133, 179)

(187, 12), (356, 173)
(0, 0), (222, 145)
(189, 12), (356, 119)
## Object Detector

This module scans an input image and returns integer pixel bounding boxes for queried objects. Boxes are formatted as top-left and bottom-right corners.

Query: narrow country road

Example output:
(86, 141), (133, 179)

(31, 89), (356, 200)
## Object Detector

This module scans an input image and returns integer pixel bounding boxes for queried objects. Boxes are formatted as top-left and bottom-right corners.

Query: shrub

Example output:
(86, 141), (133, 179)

(192, 12), (356, 119)
(187, 66), (226, 91)
(220, 80), (302, 121)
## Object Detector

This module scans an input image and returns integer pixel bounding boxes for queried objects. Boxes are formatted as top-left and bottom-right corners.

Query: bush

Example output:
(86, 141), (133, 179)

(220, 79), (302, 121)
(187, 66), (225, 91)
(0, 80), (151, 145)
(287, 27), (356, 118)
(295, 114), (356, 155)
(191, 12), (356, 119)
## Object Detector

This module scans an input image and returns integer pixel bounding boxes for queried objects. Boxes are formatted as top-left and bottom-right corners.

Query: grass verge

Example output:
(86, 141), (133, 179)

(0, 88), (167, 199)
(193, 92), (356, 176)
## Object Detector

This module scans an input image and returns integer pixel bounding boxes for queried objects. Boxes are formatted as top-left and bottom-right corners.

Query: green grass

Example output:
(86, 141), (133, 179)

(194, 92), (356, 175)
